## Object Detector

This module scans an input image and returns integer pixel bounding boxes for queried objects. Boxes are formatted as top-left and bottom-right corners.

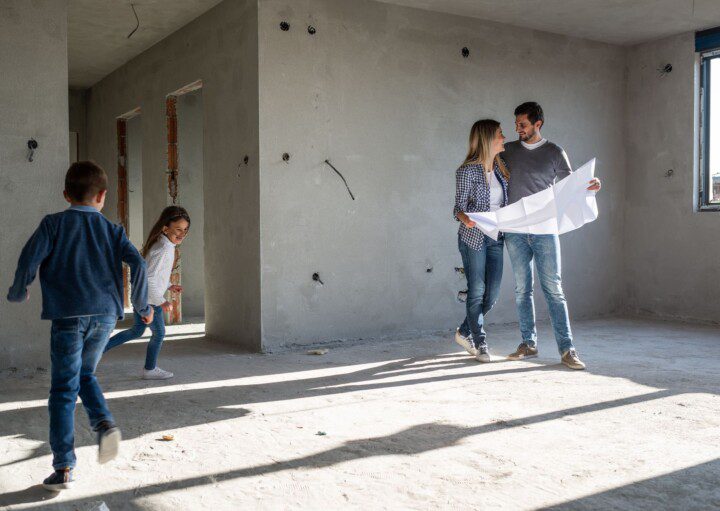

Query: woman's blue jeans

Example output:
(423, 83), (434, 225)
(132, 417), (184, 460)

(104, 305), (165, 370)
(458, 235), (505, 348)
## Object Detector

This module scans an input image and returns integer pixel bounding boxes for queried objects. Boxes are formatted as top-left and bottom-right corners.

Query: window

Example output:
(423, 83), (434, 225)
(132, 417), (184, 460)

(698, 28), (720, 209)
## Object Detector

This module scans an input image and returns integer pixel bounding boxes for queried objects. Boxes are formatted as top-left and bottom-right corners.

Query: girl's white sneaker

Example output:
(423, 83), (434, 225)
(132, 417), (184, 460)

(142, 367), (174, 380)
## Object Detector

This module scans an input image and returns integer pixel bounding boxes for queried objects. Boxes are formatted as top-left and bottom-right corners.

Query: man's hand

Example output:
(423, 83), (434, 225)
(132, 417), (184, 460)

(458, 212), (476, 229)
(141, 307), (155, 325)
(587, 178), (602, 192)
(168, 285), (183, 294)
(161, 301), (173, 313)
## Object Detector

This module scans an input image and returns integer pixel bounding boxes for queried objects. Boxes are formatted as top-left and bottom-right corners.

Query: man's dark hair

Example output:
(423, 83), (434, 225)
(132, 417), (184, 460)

(514, 102), (544, 127)
(65, 161), (108, 202)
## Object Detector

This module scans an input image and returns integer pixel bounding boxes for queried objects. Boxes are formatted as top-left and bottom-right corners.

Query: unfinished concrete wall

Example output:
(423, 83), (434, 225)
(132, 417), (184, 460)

(624, 33), (719, 322)
(258, 0), (628, 348)
(177, 89), (206, 318)
(69, 89), (87, 161)
(0, 0), (69, 368)
(86, 0), (260, 348)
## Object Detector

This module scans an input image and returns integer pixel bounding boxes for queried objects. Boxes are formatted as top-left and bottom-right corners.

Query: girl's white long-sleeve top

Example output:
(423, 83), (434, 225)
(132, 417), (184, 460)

(145, 235), (176, 306)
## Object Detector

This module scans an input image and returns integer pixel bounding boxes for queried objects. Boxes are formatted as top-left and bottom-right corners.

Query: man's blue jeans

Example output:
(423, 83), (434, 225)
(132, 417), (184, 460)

(49, 315), (116, 469)
(458, 235), (505, 348)
(504, 233), (574, 354)
(105, 305), (165, 370)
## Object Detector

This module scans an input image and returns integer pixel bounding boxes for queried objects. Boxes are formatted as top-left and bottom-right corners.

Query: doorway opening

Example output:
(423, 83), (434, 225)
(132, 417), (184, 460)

(117, 107), (142, 309)
(165, 80), (205, 326)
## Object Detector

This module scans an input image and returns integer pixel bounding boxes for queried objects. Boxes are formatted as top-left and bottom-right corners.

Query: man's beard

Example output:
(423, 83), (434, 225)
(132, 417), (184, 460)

(519, 130), (534, 142)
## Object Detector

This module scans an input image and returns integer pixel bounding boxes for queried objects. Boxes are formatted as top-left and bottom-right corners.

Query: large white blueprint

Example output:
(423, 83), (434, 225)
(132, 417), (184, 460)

(467, 158), (598, 240)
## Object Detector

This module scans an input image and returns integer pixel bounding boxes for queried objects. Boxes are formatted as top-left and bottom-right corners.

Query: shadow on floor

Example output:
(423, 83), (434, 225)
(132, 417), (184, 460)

(539, 458), (720, 511)
(1, 389), (691, 510)
(0, 351), (557, 469)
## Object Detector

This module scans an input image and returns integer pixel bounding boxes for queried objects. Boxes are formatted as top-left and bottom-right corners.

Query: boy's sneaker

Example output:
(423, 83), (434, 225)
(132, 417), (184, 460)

(454, 328), (477, 356)
(507, 343), (539, 360)
(475, 345), (491, 363)
(42, 468), (74, 491)
(142, 367), (174, 380)
(96, 421), (121, 464)
(561, 349), (586, 370)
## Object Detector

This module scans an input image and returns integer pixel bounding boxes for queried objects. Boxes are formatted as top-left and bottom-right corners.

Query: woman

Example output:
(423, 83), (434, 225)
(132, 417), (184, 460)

(453, 119), (509, 362)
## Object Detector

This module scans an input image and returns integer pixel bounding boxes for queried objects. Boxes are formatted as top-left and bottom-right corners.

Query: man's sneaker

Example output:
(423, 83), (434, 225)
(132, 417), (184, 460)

(507, 343), (539, 360)
(142, 367), (174, 380)
(454, 328), (477, 356)
(42, 468), (74, 491)
(475, 345), (491, 363)
(96, 421), (121, 464)
(561, 349), (586, 370)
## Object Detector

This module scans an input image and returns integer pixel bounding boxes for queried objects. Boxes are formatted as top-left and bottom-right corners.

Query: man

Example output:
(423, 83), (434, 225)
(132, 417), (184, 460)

(502, 102), (601, 370)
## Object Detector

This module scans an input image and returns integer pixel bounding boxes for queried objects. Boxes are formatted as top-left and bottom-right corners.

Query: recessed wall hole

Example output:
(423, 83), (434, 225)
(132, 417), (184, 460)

(457, 290), (468, 302)
(243, 155), (249, 164)
(665, 169), (674, 178)
(461, 47), (470, 58)
(282, 152), (290, 163)
(312, 272), (324, 285)
(27, 139), (38, 162)
(426, 266), (433, 273)
(280, 21), (290, 31)
(308, 25), (316, 35)
(454, 267), (465, 275)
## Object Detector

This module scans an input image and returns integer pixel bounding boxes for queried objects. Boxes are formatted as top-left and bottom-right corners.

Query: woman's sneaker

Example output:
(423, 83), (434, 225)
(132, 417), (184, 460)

(475, 345), (491, 363)
(42, 467), (74, 491)
(142, 367), (174, 380)
(96, 421), (121, 464)
(561, 349), (586, 370)
(454, 328), (477, 356)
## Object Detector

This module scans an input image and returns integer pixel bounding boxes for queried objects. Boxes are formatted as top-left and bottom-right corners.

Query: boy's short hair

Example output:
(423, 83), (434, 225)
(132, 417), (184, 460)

(65, 161), (108, 202)
(514, 102), (545, 127)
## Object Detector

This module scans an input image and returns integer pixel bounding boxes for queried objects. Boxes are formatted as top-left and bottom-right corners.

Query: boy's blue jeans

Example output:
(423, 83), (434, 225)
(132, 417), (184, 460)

(49, 315), (116, 469)
(458, 235), (505, 348)
(504, 233), (574, 355)
(105, 305), (165, 370)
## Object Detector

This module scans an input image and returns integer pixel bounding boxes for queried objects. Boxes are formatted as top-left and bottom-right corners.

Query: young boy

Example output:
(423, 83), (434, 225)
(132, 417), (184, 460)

(6, 161), (154, 491)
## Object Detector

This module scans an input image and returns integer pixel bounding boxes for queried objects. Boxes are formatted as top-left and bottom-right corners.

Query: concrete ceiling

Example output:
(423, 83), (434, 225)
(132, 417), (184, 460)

(69, 0), (720, 88)
(68, 0), (222, 88)
(377, 0), (720, 46)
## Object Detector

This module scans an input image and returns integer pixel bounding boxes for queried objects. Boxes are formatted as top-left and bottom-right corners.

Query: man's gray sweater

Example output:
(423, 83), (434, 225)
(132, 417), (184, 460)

(502, 140), (572, 205)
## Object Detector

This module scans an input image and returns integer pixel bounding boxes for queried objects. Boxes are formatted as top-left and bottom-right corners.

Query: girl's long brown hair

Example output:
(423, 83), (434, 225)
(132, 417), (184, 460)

(141, 205), (191, 257)
(463, 119), (510, 179)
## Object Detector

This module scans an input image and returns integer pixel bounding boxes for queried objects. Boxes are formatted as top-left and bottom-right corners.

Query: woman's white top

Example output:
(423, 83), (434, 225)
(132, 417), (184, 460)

(489, 171), (503, 212)
(146, 235), (175, 306)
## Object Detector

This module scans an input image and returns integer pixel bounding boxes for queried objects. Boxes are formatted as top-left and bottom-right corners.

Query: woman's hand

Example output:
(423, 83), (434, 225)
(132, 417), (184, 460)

(161, 301), (174, 313)
(168, 285), (183, 294)
(458, 212), (476, 229)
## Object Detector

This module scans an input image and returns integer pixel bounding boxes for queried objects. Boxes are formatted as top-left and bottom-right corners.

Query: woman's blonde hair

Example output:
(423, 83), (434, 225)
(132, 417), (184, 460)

(463, 119), (509, 179)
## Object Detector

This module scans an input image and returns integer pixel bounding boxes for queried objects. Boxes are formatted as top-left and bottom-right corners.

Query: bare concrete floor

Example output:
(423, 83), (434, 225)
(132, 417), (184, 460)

(1, 318), (719, 510)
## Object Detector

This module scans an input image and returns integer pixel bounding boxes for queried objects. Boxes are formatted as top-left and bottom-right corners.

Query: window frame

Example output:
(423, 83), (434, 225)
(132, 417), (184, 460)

(699, 48), (720, 211)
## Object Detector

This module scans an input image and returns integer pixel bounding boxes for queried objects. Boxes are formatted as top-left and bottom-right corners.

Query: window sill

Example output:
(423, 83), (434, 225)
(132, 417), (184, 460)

(698, 204), (720, 212)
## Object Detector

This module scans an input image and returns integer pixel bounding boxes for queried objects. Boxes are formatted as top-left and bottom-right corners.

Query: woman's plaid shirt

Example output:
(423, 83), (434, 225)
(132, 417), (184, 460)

(453, 160), (509, 251)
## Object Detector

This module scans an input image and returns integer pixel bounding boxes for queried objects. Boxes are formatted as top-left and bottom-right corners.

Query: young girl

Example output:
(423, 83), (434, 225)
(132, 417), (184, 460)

(105, 205), (191, 379)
